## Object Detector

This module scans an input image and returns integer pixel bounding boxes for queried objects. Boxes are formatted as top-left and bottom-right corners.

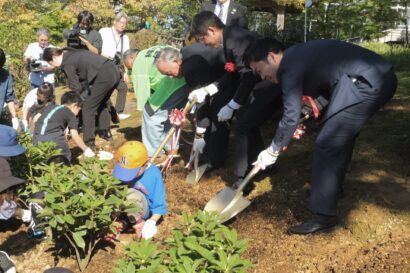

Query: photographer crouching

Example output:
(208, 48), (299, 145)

(62, 10), (102, 55)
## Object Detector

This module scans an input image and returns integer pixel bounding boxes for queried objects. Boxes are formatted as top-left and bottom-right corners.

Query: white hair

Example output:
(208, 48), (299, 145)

(115, 12), (128, 22)
(154, 47), (182, 65)
(36, 28), (50, 38)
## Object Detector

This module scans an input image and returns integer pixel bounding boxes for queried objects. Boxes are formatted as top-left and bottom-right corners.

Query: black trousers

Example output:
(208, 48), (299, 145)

(309, 70), (397, 216)
(82, 62), (121, 144)
(234, 81), (282, 178)
(196, 82), (236, 167)
(114, 78), (128, 113)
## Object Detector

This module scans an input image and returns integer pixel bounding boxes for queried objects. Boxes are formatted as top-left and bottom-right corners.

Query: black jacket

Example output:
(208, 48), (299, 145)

(61, 49), (109, 93)
(217, 26), (261, 105)
(200, 0), (248, 29)
(180, 43), (226, 89)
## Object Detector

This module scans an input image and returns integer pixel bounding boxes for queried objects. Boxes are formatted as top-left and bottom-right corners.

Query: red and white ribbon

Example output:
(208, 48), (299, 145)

(168, 108), (186, 126)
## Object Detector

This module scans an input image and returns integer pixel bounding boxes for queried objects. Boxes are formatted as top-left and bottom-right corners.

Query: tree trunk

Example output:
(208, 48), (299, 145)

(406, 1), (409, 45)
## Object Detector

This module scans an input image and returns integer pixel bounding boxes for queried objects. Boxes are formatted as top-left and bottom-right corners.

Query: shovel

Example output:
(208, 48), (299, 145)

(185, 148), (208, 184)
(151, 99), (197, 161)
(204, 164), (261, 223)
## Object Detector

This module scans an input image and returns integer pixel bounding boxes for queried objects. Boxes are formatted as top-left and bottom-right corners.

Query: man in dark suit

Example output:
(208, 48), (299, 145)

(244, 38), (397, 235)
(189, 11), (282, 186)
(200, 0), (248, 29)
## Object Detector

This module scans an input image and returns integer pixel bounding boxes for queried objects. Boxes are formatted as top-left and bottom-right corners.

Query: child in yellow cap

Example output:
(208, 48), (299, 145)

(112, 141), (166, 239)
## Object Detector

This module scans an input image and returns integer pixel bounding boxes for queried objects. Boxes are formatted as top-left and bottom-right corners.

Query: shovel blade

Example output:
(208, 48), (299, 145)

(204, 186), (251, 223)
(185, 164), (208, 184)
(218, 197), (251, 224)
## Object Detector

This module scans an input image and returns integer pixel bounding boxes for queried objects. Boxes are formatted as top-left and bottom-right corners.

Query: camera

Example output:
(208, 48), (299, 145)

(67, 25), (82, 48)
(26, 59), (43, 73)
(65, 24), (88, 49)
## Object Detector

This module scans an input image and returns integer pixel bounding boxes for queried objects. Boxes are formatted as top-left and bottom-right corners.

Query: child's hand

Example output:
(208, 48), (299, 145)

(141, 219), (157, 239)
(132, 220), (145, 241)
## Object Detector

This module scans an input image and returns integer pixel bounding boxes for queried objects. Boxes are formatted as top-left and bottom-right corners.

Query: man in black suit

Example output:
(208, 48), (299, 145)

(189, 11), (282, 187)
(43, 47), (121, 148)
(200, 0), (248, 29)
(244, 38), (397, 235)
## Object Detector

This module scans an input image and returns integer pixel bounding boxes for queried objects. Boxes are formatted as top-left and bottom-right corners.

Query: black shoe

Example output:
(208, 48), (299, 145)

(0, 251), (15, 273)
(287, 214), (339, 235)
(109, 106), (120, 124)
(98, 129), (113, 142)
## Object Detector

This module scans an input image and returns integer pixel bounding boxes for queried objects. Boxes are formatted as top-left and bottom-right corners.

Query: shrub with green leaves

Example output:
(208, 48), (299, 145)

(114, 211), (253, 273)
(9, 132), (62, 197)
(32, 158), (137, 272)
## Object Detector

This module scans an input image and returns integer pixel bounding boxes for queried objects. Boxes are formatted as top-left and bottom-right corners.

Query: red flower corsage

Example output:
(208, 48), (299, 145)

(224, 62), (236, 72)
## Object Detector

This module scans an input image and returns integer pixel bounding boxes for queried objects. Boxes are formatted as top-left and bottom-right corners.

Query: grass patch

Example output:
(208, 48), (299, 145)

(347, 220), (376, 243)
(359, 42), (410, 71)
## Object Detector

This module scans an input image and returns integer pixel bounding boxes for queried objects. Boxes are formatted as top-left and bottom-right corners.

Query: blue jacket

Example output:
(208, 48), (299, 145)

(0, 68), (15, 113)
(133, 164), (167, 218)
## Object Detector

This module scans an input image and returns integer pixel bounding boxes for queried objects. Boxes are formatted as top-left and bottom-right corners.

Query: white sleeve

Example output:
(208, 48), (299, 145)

(23, 88), (38, 109)
(24, 43), (34, 58)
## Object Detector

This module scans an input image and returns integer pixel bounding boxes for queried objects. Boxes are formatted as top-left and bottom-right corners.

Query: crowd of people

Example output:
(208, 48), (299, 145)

(0, 0), (398, 271)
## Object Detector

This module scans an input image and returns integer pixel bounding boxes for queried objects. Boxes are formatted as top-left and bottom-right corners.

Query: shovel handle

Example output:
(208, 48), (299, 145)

(151, 99), (197, 161)
(235, 164), (261, 196)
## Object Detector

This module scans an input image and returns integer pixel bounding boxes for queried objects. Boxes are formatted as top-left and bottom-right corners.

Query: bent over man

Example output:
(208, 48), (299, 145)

(123, 47), (188, 158)
(245, 38), (397, 235)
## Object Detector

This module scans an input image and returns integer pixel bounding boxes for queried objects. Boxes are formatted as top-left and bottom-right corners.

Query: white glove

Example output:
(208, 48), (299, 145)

(141, 219), (158, 239)
(217, 100), (241, 122)
(11, 117), (19, 130)
(22, 209), (32, 223)
(193, 137), (206, 154)
(84, 147), (96, 158)
(253, 146), (279, 170)
(217, 105), (234, 122)
(21, 119), (28, 132)
(188, 87), (208, 104)
(188, 84), (218, 104)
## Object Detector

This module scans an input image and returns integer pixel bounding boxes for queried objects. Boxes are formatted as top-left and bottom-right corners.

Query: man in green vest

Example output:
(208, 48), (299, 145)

(123, 47), (189, 158)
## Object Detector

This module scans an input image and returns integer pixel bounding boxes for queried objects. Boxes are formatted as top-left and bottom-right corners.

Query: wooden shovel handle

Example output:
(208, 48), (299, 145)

(150, 99), (197, 160)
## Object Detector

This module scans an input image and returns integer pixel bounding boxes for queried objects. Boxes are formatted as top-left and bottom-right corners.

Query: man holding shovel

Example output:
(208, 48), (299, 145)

(155, 44), (236, 175)
(123, 47), (189, 160)
(244, 38), (397, 235)
(189, 11), (282, 191)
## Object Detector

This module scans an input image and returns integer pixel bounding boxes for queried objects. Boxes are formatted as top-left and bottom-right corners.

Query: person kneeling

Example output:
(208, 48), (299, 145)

(112, 141), (166, 240)
(33, 91), (95, 161)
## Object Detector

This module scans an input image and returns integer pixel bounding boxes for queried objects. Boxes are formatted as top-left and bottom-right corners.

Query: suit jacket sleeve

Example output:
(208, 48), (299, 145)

(62, 60), (82, 93)
(271, 66), (304, 151)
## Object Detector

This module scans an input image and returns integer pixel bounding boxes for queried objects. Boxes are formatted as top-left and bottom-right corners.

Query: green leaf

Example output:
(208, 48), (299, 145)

(72, 231), (86, 250)
(126, 262), (135, 273)
(63, 214), (75, 225)
(55, 215), (65, 224)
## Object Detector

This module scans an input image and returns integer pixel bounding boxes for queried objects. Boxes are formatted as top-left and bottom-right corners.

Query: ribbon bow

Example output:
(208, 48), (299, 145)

(169, 108), (186, 126)
(224, 62), (236, 72)
(302, 96), (320, 119)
